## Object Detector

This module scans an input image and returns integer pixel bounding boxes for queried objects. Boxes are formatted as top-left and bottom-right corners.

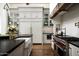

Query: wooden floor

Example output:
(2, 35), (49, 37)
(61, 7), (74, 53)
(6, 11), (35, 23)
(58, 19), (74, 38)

(30, 44), (55, 56)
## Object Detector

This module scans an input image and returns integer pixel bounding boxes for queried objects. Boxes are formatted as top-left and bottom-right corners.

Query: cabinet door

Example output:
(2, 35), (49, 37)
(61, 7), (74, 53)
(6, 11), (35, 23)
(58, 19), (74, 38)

(19, 12), (32, 18)
(19, 12), (24, 18)
(32, 21), (43, 43)
(31, 12), (43, 18)
(51, 37), (54, 50)
(69, 44), (79, 56)
(74, 46), (79, 56)
(19, 22), (31, 34)
(19, 22), (26, 34)
(69, 44), (76, 56)
(69, 46), (72, 56)
(19, 7), (43, 12)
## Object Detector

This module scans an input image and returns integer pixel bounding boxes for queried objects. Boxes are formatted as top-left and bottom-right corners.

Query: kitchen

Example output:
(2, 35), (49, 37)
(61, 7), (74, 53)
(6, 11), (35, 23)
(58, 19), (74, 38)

(0, 3), (53, 56)
(0, 3), (79, 56)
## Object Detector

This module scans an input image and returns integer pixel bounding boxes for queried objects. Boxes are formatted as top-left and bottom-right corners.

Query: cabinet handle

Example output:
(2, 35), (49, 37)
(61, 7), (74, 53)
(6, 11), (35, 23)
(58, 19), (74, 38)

(77, 51), (79, 56)
(77, 51), (79, 53)
(69, 47), (72, 56)
(69, 47), (71, 49)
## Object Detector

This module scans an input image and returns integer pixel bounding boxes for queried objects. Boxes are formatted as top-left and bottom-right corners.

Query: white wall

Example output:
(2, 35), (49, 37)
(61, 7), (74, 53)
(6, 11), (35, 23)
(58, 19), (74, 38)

(62, 4), (79, 37)
(0, 3), (8, 35)
(51, 4), (79, 38)
(50, 3), (62, 34)
(50, 3), (57, 14)
(52, 16), (62, 34)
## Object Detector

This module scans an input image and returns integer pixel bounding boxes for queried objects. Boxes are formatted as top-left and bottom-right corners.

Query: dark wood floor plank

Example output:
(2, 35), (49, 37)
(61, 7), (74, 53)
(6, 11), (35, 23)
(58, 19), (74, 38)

(30, 44), (54, 56)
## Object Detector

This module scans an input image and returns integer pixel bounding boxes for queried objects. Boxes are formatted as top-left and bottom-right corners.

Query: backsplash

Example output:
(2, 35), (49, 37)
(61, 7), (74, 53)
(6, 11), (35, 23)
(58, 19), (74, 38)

(62, 4), (79, 38)
(52, 4), (79, 38)
(51, 16), (62, 35)
(43, 26), (53, 33)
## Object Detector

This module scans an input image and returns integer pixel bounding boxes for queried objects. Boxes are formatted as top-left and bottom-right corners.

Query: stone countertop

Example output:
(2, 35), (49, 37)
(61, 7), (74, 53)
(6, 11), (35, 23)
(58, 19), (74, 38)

(0, 39), (25, 56)
(70, 41), (79, 48)
(16, 34), (33, 38)
(55, 35), (79, 41)
(43, 32), (53, 34)
(54, 35), (79, 48)
(0, 35), (9, 37)
(0, 35), (9, 40)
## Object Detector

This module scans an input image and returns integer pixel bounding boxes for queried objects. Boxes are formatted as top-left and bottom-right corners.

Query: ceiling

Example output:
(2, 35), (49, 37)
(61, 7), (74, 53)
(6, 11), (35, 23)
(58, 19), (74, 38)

(8, 3), (50, 8)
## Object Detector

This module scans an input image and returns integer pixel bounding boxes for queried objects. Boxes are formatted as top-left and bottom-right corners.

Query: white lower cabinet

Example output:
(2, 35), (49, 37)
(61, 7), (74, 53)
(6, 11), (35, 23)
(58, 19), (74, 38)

(69, 44), (79, 56)
(51, 36), (54, 50)
(25, 38), (32, 56)
(16, 37), (32, 56)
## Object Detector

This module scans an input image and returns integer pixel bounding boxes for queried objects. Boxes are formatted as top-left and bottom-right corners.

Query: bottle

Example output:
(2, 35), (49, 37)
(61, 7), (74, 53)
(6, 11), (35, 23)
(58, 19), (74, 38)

(61, 31), (63, 36)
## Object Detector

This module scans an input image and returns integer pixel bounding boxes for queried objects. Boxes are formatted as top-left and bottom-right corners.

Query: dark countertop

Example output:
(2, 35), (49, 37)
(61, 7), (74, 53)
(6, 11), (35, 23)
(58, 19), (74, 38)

(43, 32), (53, 34)
(0, 35), (9, 39)
(16, 34), (32, 38)
(70, 41), (79, 48)
(54, 35), (79, 48)
(0, 39), (25, 56)
(55, 35), (79, 41)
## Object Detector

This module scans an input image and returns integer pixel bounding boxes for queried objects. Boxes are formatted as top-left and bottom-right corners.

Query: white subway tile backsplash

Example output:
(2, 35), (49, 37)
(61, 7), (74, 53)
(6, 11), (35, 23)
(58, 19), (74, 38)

(62, 4), (79, 38)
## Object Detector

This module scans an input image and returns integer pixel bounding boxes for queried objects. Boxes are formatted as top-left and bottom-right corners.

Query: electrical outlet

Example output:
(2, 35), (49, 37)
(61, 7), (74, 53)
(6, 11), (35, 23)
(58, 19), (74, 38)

(75, 22), (79, 28)
(75, 23), (78, 26)
(78, 22), (79, 28)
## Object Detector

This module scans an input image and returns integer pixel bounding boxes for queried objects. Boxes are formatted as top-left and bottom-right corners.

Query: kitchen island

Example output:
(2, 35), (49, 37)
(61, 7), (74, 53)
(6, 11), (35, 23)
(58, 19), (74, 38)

(16, 34), (33, 56)
(0, 39), (25, 56)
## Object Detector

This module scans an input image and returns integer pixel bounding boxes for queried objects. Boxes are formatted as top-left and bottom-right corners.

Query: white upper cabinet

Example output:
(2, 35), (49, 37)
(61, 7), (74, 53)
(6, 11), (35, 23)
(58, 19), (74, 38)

(18, 7), (43, 12)
(19, 12), (31, 18)
(9, 8), (18, 18)
(19, 19), (43, 22)
(19, 22), (31, 34)
(31, 12), (43, 18)
(18, 7), (43, 44)
(18, 7), (43, 19)
(19, 11), (43, 19)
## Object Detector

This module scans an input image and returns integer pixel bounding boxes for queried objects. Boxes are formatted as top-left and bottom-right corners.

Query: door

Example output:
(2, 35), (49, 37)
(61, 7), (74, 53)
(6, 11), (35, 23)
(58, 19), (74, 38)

(32, 21), (43, 43)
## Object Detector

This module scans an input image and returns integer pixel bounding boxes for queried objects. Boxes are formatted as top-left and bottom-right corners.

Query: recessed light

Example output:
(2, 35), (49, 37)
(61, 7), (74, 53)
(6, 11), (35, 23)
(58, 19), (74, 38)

(26, 3), (30, 5)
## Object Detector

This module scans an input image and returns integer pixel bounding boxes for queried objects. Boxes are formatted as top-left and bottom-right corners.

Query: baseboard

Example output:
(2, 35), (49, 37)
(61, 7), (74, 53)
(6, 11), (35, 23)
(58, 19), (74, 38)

(43, 43), (51, 45)
(33, 43), (42, 45)
(33, 43), (51, 45)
